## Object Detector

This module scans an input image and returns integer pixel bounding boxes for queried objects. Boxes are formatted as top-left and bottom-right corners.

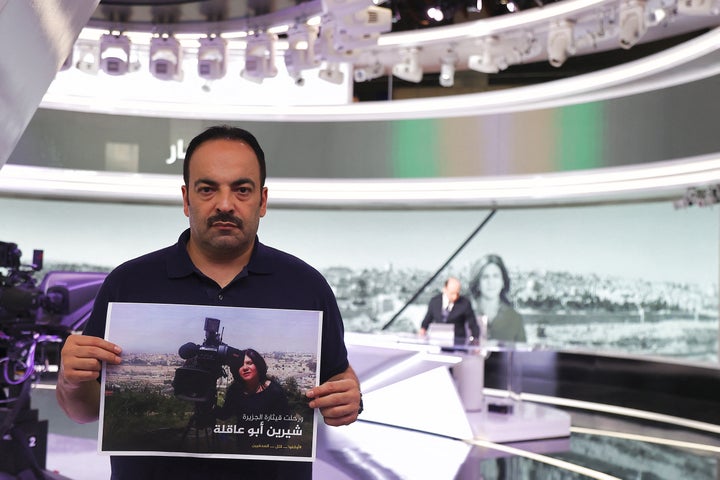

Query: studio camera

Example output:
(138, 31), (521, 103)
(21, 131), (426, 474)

(172, 317), (242, 404)
(1, 239), (107, 388)
(0, 242), (65, 329)
(1, 241), (107, 479)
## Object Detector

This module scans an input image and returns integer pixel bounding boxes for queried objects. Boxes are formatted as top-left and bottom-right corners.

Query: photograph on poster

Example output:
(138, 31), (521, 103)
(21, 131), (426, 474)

(98, 302), (322, 462)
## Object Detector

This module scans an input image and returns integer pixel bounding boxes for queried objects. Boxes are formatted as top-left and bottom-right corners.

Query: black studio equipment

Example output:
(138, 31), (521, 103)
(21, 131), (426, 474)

(0, 241), (107, 480)
(172, 317), (243, 449)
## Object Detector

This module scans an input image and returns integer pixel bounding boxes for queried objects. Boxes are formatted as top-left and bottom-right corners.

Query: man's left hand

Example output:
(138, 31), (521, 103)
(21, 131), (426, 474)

(306, 366), (361, 426)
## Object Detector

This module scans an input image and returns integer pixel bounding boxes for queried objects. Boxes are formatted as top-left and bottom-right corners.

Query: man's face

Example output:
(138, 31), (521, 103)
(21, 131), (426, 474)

(443, 279), (461, 303)
(181, 139), (268, 259)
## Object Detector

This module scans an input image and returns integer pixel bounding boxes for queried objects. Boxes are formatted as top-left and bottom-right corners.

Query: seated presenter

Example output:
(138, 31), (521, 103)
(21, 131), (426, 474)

(419, 277), (479, 343)
(216, 348), (291, 420)
(469, 254), (527, 343)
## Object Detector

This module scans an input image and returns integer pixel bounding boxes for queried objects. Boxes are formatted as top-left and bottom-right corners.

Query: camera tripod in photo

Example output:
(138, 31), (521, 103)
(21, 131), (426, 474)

(172, 367), (221, 452)
(172, 318), (242, 452)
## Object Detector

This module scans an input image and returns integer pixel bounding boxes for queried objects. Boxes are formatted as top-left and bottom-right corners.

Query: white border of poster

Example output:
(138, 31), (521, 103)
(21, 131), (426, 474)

(98, 302), (323, 462)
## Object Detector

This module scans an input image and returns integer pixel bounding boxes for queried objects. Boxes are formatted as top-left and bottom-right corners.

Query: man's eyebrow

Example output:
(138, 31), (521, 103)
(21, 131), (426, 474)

(193, 178), (218, 188)
(230, 177), (256, 187)
(193, 177), (256, 187)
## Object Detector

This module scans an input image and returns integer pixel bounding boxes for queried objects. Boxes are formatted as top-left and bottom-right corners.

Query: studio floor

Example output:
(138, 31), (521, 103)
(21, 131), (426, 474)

(16, 378), (720, 480)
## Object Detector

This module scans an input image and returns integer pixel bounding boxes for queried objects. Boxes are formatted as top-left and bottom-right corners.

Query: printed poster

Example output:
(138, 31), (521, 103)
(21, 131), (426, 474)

(99, 302), (323, 462)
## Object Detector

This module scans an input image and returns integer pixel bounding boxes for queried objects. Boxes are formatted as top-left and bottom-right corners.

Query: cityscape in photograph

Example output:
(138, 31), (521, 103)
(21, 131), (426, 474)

(105, 351), (317, 394)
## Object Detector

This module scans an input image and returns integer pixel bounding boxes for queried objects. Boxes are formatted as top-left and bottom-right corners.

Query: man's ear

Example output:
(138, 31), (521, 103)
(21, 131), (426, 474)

(259, 186), (268, 217)
(182, 185), (190, 217)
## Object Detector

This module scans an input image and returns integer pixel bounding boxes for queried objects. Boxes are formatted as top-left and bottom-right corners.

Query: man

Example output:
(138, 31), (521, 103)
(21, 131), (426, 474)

(419, 276), (479, 342)
(56, 126), (362, 479)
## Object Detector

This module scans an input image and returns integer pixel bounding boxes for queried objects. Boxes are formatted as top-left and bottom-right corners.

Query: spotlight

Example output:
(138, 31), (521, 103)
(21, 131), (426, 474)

(76, 43), (100, 74)
(392, 47), (423, 83)
(618, 1), (647, 49)
(647, 7), (668, 26)
(99, 33), (134, 76)
(318, 62), (345, 84)
(284, 24), (320, 85)
(353, 62), (384, 82)
(427, 6), (445, 21)
(150, 35), (183, 81)
(439, 50), (457, 87)
(328, 6), (393, 52)
(240, 33), (278, 84)
(468, 52), (497, 73)
(426, 1), (460, 23)
(338, 5), (392, 34)
(467, 37), (508, 74)
(547, 21), (575, 68)
(198, 36), (227, 80)
(315, 20), (351, 57)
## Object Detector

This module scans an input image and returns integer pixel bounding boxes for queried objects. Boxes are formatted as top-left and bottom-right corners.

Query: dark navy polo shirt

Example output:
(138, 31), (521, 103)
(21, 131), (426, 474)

(83, 229), (349, 480)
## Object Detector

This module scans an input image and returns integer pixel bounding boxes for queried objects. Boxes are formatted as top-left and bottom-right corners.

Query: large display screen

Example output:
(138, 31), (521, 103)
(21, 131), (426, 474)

(2, 196), (717, 363)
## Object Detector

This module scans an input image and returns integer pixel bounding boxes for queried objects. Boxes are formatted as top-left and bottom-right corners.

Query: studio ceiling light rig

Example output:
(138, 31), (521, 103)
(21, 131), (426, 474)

(353, 61), (384, 82)
(149, 35), (183, 81)
(49, 0), (720, 102)
(547, 20), (575, 67)
(392, 47), (423, 83)
(99, 33), (135, 76)
(241, 32), (278, 84)
(439, 49), (458, 87)
(198, 35), (227, 81)
(467, 36), (509, 74)
(618, 0), (648, 49)
(284, 24), (321, 86)
(318, 61), (345, 84)
(75, 42), (100, 74)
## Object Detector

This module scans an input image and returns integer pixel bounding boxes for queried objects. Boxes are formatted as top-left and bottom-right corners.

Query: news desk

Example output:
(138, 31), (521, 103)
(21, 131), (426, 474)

(344, 332), (571, 444)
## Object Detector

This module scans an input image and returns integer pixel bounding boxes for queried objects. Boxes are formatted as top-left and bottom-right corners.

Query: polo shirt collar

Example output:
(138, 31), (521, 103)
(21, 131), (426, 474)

(167, 228), (273, 279)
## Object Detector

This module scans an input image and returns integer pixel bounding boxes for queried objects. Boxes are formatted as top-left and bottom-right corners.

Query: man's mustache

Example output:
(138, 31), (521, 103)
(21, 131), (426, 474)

(207, 212), (243, 229)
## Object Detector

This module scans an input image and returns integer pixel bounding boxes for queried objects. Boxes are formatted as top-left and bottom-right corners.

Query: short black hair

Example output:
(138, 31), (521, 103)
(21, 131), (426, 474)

(183, 125), (266, 186)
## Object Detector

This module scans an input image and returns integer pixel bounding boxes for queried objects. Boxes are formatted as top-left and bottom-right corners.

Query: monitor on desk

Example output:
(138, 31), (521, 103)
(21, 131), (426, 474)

(427, 323), (455, 346)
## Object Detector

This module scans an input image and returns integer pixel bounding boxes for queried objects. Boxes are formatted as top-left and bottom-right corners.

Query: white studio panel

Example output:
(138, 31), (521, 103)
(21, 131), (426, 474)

(360, 366), (476, 440)
(0, 0), (98, 169)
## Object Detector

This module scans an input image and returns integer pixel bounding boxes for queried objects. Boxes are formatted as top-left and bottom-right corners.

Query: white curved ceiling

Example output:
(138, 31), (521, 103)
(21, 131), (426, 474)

(3, 0), (720, 209)
(37, 0), (720, 120)
(1, 152), (718, 208)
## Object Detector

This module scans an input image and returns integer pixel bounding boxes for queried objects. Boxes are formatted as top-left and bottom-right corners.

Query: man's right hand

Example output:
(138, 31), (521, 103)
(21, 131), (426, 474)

(59, 334), (122, 386)
(56, 334), (122, 423)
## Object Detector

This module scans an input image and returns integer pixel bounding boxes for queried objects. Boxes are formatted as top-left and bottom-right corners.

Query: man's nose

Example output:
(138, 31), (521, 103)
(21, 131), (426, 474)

(215, 188), (234, 211)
